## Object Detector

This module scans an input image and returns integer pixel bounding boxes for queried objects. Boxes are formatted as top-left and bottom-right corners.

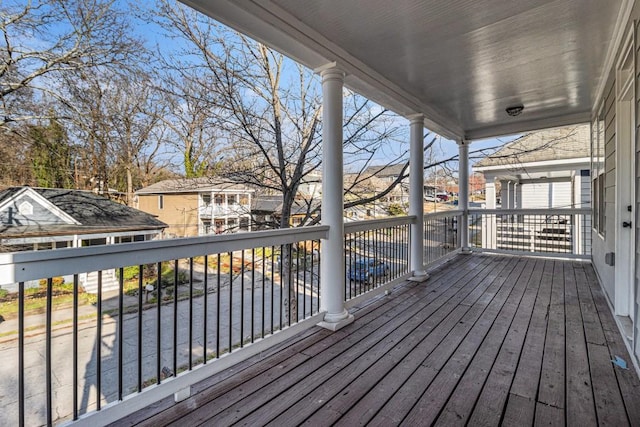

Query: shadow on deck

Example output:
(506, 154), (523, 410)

(117, 254), (640, 426)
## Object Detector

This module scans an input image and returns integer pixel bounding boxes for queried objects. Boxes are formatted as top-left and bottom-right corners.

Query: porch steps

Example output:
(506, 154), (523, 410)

(496, 223), (572, 253)
(81, 269), (120, 294)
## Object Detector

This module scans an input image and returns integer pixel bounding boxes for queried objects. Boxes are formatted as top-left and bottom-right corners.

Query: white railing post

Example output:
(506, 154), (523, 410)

(409, 115), (429, 281)
(458, 140), (471, 253)
(482, 176), (497, 249)
(317, 64), (354, 331)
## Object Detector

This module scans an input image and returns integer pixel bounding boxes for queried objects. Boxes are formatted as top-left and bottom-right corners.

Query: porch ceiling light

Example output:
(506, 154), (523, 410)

(505, 105), (524, 117)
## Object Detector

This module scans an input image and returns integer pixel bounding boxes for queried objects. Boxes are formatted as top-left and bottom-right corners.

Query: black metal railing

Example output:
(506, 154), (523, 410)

(344, 217), (412, 300)
(0, 227), (326, 426)
(423, 211), (462, 265)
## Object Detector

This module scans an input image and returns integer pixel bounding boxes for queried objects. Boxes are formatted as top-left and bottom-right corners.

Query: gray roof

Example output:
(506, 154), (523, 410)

(362, 163), (407, 178)
(251, 195), (319, 216)
(252, 195), (282, 213)
(136, 177), (253, 194)
(0, 187), (167, 238)
(474, 125), (590, 168)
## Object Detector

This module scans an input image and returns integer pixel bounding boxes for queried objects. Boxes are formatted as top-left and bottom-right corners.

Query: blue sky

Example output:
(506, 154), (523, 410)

(124, 0), (518, 170)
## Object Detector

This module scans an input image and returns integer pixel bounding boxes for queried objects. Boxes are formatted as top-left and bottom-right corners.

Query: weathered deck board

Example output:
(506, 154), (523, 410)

(537, 261), (565, 409)
(117, 254), (640, 427)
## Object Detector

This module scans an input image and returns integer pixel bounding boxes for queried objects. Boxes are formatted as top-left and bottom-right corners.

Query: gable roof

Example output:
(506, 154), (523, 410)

(136, 177), (253, 194)
(0, 187), (167, 238)
(474, 125), (590, 169)
(362, 163), (407, 178)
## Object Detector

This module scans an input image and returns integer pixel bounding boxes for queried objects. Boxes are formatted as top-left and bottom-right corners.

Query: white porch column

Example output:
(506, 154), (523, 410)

(458, 140), (471, 252)
(409, 115), (428, 281)
(318, 66), (353, 331)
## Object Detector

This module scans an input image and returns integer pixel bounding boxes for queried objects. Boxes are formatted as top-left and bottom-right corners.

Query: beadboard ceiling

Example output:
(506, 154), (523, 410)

(181, 0), (629, 140)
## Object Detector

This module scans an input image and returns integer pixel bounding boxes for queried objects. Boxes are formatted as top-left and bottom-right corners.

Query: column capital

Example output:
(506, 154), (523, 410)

(456, 139), (471, 146)
(315, 62), (346, 80)
(408, 114), (424, 125)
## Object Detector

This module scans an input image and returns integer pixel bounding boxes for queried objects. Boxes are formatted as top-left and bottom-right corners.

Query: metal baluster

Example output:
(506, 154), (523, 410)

(173, 260), (178, 376)
(251, 248), (255, 343)
(261, 248), (266, 339)
(73, 275), (79, 419)
(137, 265), (143, 392)
(156, 263), (161, 385)
(303, 244), (307, 318)
(189, 257), (194, 369)
(240, 250), (245, 347)
(97, 272), (102, 407)
(46, 278), (53, 424)
(279, 245), (283, 331)
(18, 281), (24, 427)
(271, 246), (275, 334)
(216, 255), (221, 358)
(288, 244), (293, 326)
(312, 239), (322, 313)
(118, 267), (124, 400)
(229, 253), (233, 353)
(203, 255), (208, 364)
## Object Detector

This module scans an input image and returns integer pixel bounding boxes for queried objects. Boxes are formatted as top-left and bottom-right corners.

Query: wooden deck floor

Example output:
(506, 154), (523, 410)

(119, 254), (640, 426)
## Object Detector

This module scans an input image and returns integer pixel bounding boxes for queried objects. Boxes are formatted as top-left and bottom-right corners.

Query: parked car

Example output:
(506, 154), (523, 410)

(348, 258), (390, 283)
(436, 193), (449, 202)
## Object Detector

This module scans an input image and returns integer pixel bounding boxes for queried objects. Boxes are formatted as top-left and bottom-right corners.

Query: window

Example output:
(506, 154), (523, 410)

(202, 220), (212, 234)
(592, 106), (605, 236)
(202, 194), (211, 206)
(214, 194), (224, 205)
(227, 194), (237, 205)
(158, 195), (164, 210)
(239, 194), (249, 205)
(18, 201), (33, 215)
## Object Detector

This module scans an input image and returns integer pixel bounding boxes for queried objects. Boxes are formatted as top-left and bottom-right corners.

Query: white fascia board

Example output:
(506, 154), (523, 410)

(474, 158), (591, 174)
(0, 187), (29, 212)
(465, 112), (591, 141)
(0, 188), (80, 225)
(137, 188), (255, 195)
(1, 229), (164, 246)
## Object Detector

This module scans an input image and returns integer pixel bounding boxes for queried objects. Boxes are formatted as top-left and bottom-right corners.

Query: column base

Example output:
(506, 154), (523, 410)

(318, 310), (354, 331)
(460, 247), (473, 254)
(408, 272), (430, 283)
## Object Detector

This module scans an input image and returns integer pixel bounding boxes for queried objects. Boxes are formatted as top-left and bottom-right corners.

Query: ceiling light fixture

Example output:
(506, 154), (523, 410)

(505, 105), (524, 117)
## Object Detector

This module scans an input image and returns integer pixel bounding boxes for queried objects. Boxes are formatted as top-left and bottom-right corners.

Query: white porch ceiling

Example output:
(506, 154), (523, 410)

(181, 0), (628, 140)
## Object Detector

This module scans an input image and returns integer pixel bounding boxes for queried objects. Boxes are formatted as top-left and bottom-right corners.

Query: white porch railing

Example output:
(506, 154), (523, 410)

(343, 211), (463, 305)
(0, 227), (326, 426)
(0, 208), (592, 426)
(199, 204), (251, 217)
(468, 208), (592, 259)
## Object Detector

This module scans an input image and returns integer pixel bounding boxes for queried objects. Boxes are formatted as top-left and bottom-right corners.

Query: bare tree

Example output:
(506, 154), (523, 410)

(0, 0), (142, 129)
(151, 1), (409, 227)
(155, 74), (222, 178)
(63, 68), (168, 203)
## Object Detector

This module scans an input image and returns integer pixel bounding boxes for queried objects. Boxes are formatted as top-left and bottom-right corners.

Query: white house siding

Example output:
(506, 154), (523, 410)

(519, 180), (571, 209)
(635, 18), (640, 357)
(551, 181), (572, 208)
(520, 183), (549, 208)
(593, 75), (617, 304)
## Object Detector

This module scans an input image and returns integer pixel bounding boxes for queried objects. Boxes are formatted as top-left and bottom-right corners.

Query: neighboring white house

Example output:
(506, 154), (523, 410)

(473, 125), (591, 254)
(474, 125), (591, 210)
(0, 186), (167, 292)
